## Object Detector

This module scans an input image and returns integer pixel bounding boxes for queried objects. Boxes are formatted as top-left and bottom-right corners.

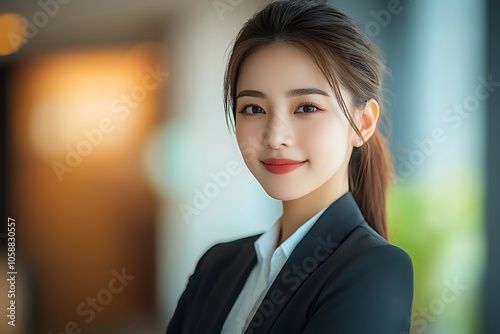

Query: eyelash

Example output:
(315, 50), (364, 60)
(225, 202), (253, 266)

(238, 103), (322, 115)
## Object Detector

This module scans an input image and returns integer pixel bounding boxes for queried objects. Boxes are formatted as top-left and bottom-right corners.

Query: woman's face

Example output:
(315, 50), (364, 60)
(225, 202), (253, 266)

(235, 43), (357, 201)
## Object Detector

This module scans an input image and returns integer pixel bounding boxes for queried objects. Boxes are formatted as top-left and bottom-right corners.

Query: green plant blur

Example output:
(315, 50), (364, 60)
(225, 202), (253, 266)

(388, 173), (485, 334)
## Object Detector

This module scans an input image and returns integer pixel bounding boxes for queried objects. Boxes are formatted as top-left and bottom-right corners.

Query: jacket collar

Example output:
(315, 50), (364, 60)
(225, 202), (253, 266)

(202, 191), (365, 333)
(244, 191), (366, 333)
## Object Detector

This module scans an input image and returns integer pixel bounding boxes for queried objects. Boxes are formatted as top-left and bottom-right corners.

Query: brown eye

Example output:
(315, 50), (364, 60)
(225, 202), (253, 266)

(297, 104), (319, 113)
(241, 105), (264, 114)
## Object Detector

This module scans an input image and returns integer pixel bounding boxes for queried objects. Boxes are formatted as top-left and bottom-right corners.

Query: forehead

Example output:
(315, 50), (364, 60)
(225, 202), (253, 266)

(237, 43), (331, 92)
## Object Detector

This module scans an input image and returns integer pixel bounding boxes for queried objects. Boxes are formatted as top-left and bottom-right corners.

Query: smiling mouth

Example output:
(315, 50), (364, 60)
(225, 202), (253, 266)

(261, 160), (306, 174)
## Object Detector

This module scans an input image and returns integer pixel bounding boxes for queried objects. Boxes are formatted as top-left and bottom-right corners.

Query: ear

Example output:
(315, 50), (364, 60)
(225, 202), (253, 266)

(352, 98), (379, 147)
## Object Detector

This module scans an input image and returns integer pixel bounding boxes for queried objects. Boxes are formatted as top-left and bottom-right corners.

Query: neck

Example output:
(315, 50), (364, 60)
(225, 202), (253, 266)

(278, 171), (349, 245)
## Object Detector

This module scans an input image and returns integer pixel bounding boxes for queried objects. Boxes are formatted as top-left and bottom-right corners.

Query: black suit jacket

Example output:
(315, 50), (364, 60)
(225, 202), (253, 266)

(167, 192), (414, 333)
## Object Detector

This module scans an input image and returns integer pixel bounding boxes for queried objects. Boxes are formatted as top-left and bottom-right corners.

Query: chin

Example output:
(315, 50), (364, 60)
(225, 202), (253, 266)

(259, 184), (309, 201)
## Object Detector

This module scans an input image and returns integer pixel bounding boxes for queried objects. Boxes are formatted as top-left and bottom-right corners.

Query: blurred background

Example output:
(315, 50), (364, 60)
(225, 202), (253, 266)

(0, 0), (498, 333)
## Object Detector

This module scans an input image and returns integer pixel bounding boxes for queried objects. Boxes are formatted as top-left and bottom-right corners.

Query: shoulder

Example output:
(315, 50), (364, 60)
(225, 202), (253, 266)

(305, 223), (414, 333)
(194, 233), (261, 272)
(316, 221), (413, 304)
(330, 222), (413, 283)
(351, 222), (413, 271)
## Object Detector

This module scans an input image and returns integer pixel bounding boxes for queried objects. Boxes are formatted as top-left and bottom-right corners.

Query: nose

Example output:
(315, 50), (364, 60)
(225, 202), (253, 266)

(262, 114), (293, 149)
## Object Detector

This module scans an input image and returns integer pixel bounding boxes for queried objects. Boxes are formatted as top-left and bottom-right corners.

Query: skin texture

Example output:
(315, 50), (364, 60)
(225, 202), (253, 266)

(235, 43), (380, 245)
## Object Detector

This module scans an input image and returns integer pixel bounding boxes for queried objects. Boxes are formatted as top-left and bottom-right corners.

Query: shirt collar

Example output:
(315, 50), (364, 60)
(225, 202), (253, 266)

(254, 217), (280, 265)
(253, 205), (330, 264)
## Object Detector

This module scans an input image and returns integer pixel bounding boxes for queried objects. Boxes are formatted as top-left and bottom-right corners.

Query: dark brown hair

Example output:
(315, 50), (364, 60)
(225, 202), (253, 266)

(223, 0), (394, 239)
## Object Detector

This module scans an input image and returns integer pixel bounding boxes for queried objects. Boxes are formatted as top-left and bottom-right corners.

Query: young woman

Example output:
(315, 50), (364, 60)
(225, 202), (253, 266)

(167, 1), (414, 333)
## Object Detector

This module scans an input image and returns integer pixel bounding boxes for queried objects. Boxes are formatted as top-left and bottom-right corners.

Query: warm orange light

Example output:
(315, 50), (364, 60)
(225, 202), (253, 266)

(9, 43), (168, 183)
(10, 45), (167, 159)
(0, 13), (26, 56)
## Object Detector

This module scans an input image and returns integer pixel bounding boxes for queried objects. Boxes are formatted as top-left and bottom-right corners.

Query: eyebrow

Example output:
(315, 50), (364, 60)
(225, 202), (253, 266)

(236, 88), (330, 99)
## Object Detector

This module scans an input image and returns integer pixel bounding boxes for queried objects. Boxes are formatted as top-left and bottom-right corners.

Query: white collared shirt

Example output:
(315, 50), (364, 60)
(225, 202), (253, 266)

(221, 206), (329, 334)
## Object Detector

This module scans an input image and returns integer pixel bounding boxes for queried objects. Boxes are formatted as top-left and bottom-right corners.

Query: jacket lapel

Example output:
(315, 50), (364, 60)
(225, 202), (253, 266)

(199, 236), (259, 333)
(244, 192), (366, 333)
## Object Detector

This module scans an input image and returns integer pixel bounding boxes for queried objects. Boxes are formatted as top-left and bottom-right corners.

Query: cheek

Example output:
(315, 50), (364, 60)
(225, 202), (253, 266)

(236, 122), (260, 159)
(299, 119), (349, 159)
(236, 123), (251, 147)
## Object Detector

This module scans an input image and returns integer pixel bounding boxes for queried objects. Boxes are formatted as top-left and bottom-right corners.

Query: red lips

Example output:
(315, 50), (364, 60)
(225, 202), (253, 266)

(261, 158), (306, 174)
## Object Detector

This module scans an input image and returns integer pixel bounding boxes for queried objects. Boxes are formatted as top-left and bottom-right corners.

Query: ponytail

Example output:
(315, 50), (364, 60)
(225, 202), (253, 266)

(349, 128), (394, 240)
